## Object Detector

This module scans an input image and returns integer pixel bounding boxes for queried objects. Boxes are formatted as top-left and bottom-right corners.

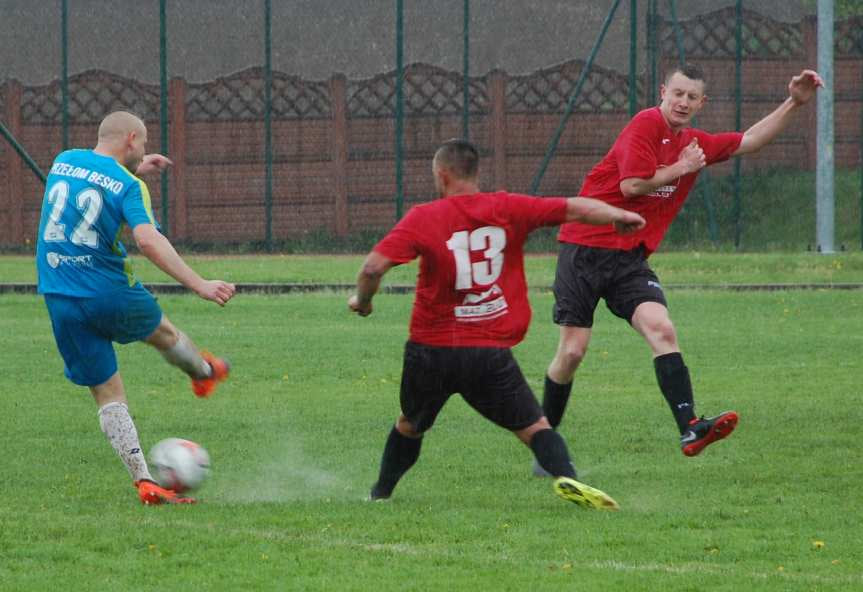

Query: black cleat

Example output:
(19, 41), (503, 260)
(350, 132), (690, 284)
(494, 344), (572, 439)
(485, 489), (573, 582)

(680, 411), (739, 456)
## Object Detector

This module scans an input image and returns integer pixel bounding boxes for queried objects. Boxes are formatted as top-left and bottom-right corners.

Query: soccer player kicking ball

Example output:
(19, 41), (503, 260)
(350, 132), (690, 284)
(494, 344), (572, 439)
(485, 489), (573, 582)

(538, 66), (823, 470)
(349, 139), (645, 509)
(36, 111), (235, 505)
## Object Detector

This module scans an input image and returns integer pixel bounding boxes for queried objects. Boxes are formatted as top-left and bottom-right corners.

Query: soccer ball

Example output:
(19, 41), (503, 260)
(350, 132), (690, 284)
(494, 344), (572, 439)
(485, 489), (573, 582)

(149, 438), (211, 493)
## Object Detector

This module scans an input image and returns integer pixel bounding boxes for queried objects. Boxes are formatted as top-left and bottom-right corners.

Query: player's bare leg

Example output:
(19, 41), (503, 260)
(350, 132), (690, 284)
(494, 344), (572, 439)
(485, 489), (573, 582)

(632, 301), (738, 455)
(533, 326), (591, 476)
(144, 315), (230, 398)
(631, 301), (680, 357)
(547, 325), (592, 386)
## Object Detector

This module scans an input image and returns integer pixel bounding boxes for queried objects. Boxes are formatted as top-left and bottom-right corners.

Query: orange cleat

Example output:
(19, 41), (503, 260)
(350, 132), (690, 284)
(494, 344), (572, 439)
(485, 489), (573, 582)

(135, 479), (196, 505)
(192, 352), (230, 398)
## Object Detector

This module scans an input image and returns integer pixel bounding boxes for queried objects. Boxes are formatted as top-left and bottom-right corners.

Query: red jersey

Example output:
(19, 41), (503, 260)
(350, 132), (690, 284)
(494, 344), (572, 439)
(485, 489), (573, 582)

(374, 192), (568, 348)
(558, 106), (742, 255)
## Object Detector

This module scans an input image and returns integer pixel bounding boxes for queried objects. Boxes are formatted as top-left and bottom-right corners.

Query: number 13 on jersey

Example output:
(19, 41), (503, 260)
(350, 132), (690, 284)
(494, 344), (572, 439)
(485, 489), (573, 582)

(446, 226), (506, 290)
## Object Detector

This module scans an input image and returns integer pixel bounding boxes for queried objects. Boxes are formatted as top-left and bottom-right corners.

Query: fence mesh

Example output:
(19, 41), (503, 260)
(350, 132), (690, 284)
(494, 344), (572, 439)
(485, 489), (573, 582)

(0, 1), (860, 250)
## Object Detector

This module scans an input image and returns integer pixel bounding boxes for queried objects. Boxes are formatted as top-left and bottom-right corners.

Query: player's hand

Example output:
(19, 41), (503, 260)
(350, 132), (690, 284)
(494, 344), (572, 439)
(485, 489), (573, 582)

(613, 211), (646, 235)
(136, 153), (174, 175)
(678, 139), (706, 175)
(195, 280), (236, 306)
(348, 294), (372, 316)
(789, 69), (823, 106)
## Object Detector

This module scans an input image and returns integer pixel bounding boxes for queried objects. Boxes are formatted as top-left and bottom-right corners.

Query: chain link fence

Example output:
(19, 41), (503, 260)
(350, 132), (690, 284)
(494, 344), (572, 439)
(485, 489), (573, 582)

(1, 0), (860, 251)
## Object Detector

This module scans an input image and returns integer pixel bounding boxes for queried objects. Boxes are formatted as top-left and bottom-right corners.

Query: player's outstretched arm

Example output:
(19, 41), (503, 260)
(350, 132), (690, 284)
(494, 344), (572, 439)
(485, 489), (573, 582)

(348, 250), (396, 317)
(564, 197), (646, 234)
(733, 69), (823, 157)
(132, 223), (236, 306)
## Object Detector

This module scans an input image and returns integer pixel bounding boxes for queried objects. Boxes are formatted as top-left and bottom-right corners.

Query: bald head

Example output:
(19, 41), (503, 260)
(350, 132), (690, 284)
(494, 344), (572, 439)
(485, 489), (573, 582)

(94, 111), (148, 171)
(98, 111), (146, 141)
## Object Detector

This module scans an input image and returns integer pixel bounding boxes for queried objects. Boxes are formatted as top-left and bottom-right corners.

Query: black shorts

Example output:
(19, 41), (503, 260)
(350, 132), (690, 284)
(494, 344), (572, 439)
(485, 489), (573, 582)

(552, 243), (667, 327)
(399, 341), (543, 433)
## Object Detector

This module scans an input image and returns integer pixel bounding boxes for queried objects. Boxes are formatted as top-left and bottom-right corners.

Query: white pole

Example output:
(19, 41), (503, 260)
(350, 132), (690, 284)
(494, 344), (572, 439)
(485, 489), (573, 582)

(816, 0), (835, 253)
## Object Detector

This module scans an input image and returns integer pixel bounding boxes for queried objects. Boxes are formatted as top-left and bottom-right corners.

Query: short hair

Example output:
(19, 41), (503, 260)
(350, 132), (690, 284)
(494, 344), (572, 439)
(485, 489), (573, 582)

(665, 63), (706, 88)
(433, 139), (479, 179)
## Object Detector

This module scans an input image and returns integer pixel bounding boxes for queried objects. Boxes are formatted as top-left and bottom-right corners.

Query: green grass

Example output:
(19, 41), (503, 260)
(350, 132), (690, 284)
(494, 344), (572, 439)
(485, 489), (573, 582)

(1, 278), (862, 589)
(3, 251), (863, 287)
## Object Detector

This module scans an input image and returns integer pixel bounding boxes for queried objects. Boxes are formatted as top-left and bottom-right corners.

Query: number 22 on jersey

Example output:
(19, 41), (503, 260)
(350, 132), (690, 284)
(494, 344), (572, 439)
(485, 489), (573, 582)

(42, 180), (103, 248)
(446, 226), (506, 290)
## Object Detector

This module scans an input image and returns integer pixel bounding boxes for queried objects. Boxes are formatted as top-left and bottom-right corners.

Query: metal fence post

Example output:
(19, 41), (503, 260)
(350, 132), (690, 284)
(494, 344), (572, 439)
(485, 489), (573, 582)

(647, 0), (658, 105)
(159, 0), (169, 234)
(530, 0), (622, 194)
(462, 0), (470, 140)
(395, 0), (405, 220)
(667, 0), (685, 61)
(629, 0), (638, 116)
(264, 0), (273, 249)
(733, 0), (743, 248)
(858, 21), (862, 250)
(61, 0), (69, 150)
(816, 0), (835, 253)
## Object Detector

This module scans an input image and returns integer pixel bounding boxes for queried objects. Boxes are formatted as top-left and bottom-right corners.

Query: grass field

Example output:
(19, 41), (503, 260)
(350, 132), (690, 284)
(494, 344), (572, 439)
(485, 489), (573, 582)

(1, 255), (862, 591)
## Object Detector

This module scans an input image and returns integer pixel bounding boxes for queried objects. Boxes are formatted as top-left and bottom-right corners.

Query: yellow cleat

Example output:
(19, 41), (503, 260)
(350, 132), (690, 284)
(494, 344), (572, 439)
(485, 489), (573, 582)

(553, 477), (619, 511)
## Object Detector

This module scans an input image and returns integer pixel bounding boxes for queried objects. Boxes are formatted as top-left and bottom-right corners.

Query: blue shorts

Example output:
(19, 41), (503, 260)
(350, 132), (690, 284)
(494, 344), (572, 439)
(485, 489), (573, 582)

(43, 283), (163, 387)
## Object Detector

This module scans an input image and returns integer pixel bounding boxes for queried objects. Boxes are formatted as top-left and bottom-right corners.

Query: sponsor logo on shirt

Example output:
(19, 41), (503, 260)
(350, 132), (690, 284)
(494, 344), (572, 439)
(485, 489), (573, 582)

(648, 280), (663, 291)
(454, 296), (509, 321)
(454, 283), (509, 321)
(649, 185), (677, 198)
(46, 251), (94, 269)
(50, 162), (125, 194)
(647, 165), (677, 199)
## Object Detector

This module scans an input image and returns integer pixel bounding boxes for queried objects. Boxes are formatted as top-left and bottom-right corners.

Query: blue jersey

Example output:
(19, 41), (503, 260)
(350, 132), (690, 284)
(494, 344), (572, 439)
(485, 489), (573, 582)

(36, 150), (159, 297)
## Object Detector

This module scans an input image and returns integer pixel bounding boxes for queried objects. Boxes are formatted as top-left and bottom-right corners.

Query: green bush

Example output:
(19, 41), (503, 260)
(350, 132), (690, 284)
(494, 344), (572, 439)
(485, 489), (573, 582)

(664, 168), (861, 251)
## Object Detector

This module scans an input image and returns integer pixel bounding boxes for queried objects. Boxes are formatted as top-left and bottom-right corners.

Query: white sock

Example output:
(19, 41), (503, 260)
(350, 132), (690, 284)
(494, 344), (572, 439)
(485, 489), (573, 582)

(98, 402), (153, 483)
(160, 332), (211, 379)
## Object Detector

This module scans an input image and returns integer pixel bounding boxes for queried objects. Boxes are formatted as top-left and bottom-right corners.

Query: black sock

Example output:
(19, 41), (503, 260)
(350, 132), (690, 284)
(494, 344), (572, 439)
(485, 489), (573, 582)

(529, 428), (576, 478)
(654, 352), (696, 434)
(542, 376), (573, 429)
(370, 426), (422, 499)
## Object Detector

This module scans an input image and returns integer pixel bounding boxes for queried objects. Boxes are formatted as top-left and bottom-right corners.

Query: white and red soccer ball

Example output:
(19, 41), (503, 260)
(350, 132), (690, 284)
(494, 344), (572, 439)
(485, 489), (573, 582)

(149, 438), (211, 493)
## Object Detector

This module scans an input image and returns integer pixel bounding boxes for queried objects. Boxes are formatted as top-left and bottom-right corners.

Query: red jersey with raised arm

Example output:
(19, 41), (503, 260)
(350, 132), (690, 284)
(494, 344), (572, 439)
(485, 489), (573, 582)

(558, 107), (742, 255)
(374, 192), (567, 348)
